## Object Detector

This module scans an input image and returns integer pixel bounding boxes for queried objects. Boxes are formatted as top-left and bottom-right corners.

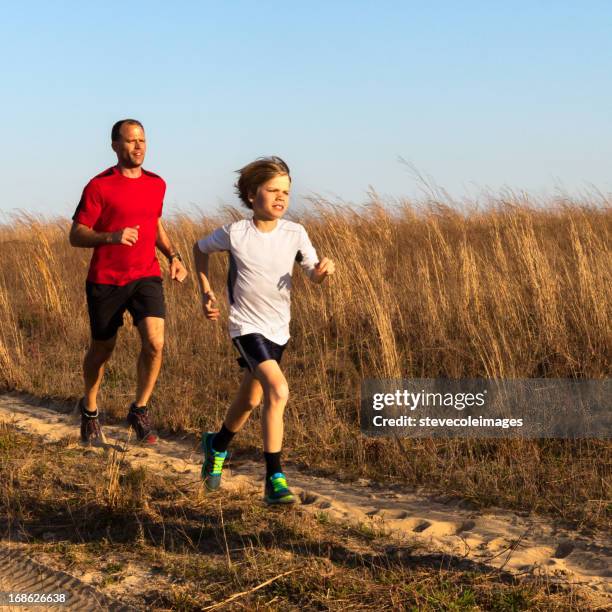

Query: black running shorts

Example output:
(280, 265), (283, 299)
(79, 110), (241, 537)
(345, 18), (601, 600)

(86, 276), (165, 341)
(232, 333), (287, 372)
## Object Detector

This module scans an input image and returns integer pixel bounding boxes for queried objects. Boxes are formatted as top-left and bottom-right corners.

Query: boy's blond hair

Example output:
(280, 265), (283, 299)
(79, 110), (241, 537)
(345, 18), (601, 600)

(235, 156), (291, 209)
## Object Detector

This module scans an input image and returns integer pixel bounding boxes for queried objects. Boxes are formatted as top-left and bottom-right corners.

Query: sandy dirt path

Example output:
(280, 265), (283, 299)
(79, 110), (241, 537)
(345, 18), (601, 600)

(0, 393), (609, 607)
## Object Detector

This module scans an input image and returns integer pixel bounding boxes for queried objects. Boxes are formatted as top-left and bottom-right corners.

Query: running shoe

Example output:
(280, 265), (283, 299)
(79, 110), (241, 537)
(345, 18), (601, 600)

(264, 472), (296, 505)
(201, 432), (228, 491)
(79, 398), (106, 445)
(126, 403), (158, 444)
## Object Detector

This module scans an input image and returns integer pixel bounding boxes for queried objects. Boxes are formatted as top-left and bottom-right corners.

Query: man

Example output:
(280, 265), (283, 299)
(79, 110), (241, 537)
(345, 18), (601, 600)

(70, 119), (187, 445)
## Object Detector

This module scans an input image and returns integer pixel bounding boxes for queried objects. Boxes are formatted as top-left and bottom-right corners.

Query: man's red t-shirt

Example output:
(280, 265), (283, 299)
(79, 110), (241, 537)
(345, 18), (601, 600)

(73, 166), (166, 285)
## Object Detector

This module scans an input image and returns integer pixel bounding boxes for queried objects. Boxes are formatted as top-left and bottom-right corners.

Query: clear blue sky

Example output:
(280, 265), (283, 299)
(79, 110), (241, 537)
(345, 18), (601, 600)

(1, 1), (611, 216)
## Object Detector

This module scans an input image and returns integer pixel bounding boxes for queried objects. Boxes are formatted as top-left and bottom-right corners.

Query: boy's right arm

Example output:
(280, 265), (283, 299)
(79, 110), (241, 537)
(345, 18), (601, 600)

(192, 242), (220, 321)
(192, 225), (230, 321)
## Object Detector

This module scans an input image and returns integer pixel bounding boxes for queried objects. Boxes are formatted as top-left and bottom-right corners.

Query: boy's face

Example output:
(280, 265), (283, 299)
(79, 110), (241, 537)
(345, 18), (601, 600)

(250, 174), (291, 220)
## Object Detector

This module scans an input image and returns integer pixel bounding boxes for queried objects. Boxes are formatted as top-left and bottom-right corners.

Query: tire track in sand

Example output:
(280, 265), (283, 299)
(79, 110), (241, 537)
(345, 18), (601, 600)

(0, 546), (133, 611)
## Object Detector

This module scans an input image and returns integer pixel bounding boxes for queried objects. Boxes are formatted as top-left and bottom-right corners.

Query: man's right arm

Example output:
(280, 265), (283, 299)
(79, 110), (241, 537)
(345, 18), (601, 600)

(69, 179), (139, 248)
(69, 222), (139, 248)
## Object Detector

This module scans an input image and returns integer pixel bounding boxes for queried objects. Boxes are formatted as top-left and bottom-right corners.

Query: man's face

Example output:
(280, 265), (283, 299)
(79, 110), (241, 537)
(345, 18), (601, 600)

(250, 174), (291, 220)
(112, 123), (146, 168)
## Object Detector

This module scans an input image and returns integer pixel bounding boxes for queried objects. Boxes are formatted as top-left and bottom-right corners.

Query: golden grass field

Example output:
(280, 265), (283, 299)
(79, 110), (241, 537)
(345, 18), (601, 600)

(0, 198), (609, 528)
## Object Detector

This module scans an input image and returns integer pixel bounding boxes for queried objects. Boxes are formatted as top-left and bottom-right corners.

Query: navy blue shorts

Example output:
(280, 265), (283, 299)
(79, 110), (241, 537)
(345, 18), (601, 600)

(86, 276), (165, 341)
(232, 333), (287, 372)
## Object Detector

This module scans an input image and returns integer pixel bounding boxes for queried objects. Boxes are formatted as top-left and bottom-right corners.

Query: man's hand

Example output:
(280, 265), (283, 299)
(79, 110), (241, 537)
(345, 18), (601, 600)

(312, 257), (335, 283)
(112, 225), (140, 246)
(202, 290), (220, 321)
(170, 258), (188, 283)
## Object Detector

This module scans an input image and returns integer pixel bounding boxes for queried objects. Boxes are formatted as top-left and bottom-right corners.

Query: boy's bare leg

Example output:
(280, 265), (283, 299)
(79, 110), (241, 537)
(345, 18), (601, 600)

(202, 368), (265, 490)
(224, 370), (264, 432)
(254, 360), (289, 453)
(83, 336), (117, 410)
(135, 317), (165, 406)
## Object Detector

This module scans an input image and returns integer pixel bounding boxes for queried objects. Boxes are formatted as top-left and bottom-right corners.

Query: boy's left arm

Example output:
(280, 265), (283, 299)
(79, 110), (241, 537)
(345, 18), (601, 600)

(156, 219), (188, 282)
(297, 226), (335, 284)
(311, 257), (335, 284)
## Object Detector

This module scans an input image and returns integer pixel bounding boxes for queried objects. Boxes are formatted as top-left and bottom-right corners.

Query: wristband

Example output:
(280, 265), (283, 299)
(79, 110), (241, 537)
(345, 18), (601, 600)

(168, 252), (182, 263)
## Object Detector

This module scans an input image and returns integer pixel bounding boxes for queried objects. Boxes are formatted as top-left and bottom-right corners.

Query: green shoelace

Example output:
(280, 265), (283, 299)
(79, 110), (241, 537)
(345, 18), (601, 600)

(210, 454), (226, 475)
(271, 475), (289, 491)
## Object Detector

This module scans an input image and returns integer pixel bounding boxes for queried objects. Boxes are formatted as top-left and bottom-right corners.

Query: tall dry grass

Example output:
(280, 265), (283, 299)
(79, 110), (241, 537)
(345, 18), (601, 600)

(0, 197), (610, 526)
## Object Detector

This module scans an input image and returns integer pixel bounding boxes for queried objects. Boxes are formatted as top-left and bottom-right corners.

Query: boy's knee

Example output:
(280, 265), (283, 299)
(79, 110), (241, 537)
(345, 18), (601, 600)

(268, 382), (289, 405)
(244, 396), (261, 412)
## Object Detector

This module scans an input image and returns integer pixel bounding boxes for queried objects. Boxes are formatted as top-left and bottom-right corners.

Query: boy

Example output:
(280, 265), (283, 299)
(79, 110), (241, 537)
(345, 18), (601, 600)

(193, 157), (335, 504)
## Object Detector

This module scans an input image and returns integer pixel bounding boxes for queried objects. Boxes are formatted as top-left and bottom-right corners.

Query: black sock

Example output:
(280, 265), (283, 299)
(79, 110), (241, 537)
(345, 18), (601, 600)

(212, 424), (235, 453)
(80, 398), (97, 417)
(264, 451), (282, 478)
(130, 403), (146, 414)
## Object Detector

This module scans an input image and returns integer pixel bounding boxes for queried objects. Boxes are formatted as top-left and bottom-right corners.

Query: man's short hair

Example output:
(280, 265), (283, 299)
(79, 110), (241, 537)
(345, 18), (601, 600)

(235, 156), (291, 209)
(111, 119), (144, 142)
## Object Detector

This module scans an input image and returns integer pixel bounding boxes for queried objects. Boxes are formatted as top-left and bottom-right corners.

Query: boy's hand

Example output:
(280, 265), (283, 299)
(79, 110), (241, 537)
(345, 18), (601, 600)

(312, 257), (335, 283)
(202, 290), (220, 321)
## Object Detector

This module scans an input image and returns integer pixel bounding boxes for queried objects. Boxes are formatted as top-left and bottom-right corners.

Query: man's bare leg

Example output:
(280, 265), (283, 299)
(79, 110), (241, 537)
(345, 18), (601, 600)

(83, 336), (117, 410)
(135, 316), (165, 406)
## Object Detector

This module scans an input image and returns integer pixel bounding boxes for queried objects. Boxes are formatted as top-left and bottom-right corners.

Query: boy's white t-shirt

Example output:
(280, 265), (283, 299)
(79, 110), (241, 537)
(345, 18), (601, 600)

(197, 218), (319, 345)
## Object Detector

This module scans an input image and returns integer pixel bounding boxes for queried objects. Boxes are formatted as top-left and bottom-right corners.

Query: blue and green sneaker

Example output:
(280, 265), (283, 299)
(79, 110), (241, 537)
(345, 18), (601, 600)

(264, 472), (296, 505)
(201, 432), (228, 491)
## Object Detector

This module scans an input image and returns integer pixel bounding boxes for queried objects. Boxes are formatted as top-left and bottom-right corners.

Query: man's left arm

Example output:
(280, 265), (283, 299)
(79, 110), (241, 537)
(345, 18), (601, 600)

(156, 219), (188, 282)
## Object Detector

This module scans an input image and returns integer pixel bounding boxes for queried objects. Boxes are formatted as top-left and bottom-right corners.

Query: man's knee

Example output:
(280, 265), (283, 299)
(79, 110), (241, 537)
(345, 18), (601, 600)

(87, 338), (116, 363)
(142, 334), (164, 358)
